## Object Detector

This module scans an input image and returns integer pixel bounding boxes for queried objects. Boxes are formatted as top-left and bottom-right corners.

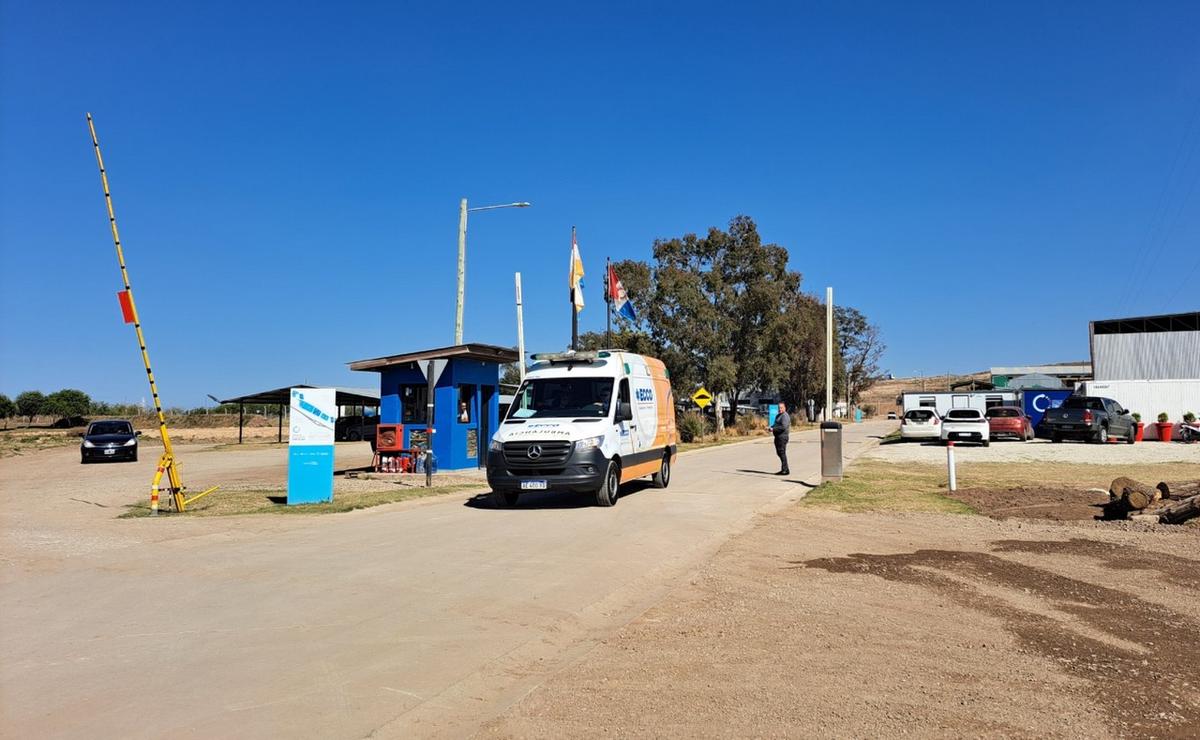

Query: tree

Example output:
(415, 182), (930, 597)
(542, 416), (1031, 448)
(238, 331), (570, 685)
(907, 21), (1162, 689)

(500, 363), (522, 388)
(647, 216), (797, 433)
(771, 291), (833, 414)
(15, 391), (46, 424)
(45, 389), (92, 422)
(835, 306), (886, 407)
(0, 394), (14, 429)
(577, 328), (659, 357)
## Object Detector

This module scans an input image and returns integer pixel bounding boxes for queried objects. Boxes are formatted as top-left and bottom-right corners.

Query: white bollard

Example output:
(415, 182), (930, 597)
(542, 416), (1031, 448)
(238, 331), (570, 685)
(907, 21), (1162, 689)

(946, 441), (957, 491)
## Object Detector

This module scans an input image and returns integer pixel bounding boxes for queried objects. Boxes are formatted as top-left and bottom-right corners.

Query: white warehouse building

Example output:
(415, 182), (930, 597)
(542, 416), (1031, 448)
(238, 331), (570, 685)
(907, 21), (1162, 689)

(1079, 311), (1200, 437)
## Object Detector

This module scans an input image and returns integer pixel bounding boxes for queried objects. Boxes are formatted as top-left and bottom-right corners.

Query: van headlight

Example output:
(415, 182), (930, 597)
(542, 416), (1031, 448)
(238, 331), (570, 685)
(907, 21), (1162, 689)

(574, 435), (604, 451)
(489, 439), (503, 452)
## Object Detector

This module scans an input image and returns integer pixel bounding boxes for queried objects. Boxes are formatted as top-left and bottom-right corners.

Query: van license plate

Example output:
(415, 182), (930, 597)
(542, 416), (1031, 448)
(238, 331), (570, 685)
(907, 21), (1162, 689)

(520, 480), (548, 490)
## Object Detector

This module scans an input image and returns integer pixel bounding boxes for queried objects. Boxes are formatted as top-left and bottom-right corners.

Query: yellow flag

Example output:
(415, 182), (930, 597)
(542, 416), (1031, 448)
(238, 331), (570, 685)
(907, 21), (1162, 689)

(569, 229), (585, 312)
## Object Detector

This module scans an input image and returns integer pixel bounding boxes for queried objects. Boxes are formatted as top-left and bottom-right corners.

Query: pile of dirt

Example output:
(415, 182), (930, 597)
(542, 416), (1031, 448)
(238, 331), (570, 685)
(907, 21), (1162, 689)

(948, 486), (1110, 521)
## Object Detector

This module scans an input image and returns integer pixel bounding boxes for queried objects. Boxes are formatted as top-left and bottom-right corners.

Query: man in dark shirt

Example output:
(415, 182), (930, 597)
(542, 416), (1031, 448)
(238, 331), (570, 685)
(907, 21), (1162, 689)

(772, 402), (791, 475)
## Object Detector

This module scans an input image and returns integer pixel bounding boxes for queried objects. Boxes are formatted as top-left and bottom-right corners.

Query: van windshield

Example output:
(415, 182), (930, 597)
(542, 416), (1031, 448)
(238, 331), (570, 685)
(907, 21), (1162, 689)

(508, 377), (615, 419)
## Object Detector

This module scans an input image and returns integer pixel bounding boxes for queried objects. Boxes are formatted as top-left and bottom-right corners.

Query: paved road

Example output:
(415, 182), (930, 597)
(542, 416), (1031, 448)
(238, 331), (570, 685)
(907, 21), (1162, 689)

(0, 422), (889, 738)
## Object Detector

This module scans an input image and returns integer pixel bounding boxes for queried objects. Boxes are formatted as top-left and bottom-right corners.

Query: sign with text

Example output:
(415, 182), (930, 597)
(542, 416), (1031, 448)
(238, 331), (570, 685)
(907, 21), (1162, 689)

(288, 388), (337, 505)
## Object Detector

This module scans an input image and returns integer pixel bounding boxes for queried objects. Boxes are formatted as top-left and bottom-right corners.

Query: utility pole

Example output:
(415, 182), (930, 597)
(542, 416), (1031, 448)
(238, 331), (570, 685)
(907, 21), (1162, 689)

(455, 198), (468, 344)
(515, 272), (526, 383)
(825, 286), (834, 421)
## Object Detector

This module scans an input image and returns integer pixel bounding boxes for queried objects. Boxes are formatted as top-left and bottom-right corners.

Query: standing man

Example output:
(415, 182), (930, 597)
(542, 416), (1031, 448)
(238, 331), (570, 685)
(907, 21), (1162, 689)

(772, 402), (791, 475)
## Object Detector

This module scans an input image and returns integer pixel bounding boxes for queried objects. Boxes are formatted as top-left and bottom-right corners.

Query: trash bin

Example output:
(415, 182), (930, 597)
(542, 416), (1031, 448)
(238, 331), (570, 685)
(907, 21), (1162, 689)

(821, 421), (843, 481)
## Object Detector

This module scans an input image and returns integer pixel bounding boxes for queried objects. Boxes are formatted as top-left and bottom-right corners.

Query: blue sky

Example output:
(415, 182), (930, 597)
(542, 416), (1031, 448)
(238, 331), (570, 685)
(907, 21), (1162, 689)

(2, 1), (1198, 406)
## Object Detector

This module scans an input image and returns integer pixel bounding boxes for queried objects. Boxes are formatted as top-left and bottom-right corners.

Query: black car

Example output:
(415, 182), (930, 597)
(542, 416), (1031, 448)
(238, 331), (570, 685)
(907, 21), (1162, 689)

(80, 420), (141, 463)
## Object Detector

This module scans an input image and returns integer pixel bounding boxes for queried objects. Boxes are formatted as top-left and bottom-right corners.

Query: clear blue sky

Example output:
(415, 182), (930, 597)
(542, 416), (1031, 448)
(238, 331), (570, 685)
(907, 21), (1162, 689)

(2, 1), (1198, 406)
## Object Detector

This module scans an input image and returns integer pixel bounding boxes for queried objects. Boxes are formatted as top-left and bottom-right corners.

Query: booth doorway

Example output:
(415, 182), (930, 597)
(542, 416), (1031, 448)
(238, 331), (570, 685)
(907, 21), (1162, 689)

(479, 386), (494, 467)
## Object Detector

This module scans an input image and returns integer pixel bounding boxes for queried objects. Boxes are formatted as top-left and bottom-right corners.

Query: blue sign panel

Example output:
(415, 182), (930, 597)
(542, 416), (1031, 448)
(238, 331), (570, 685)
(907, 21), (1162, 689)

(1022, 389), (1073, 431)
(287, 446), (334, 504)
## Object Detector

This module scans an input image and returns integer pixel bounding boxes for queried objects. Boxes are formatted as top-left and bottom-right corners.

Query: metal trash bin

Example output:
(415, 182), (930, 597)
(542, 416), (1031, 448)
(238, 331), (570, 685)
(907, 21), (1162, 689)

(821, 421), (843, 481)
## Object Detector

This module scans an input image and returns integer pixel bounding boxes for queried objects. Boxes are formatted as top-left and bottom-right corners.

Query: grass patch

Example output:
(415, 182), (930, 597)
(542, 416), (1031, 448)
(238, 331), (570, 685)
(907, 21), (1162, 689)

(802, 460), (975, 514)
(0, 430), (81, 457)
(118, 482), (484, 518)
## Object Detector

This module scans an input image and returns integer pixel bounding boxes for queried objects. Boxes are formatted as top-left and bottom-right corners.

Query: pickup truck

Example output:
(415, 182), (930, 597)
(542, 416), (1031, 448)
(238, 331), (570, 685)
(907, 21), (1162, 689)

(1041, 396), (1135, 444)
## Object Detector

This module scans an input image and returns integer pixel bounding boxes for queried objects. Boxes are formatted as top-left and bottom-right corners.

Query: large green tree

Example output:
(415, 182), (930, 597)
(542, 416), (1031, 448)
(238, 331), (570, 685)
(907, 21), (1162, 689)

(45, 389), (92, 422)
(648, 216), (796, 432)
(15, 390), (46, 424)
(0, 394), (15, 429)
(835, 305), (885, 407)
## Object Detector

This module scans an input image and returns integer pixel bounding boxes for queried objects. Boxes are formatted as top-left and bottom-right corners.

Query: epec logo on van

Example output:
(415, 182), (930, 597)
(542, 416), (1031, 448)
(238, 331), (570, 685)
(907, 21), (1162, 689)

(635, 388), (654, 403)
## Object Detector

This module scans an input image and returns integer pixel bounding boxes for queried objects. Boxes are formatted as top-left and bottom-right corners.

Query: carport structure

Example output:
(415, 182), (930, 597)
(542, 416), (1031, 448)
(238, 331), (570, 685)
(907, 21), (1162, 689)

(218, 385), (380, 443)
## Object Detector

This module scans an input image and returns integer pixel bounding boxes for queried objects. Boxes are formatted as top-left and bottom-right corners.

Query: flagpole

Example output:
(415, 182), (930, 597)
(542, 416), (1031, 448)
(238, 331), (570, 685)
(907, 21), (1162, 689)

(571, 226), (578, 351)
(605, 257), (612, 348)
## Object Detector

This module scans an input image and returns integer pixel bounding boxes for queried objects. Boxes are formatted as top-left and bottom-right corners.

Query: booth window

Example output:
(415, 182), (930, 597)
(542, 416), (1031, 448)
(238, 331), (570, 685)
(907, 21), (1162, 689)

(457, 385), (475, 423)
(401, 386), (428, 424)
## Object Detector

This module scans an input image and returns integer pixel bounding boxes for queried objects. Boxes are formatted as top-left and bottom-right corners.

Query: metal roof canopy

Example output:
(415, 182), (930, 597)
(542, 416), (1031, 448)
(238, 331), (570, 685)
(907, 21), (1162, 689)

(1091, 311), (1200, 335)
(218, 385), (380, 444)
(218, 385), (380, 406)
(348, 343), (519, 373)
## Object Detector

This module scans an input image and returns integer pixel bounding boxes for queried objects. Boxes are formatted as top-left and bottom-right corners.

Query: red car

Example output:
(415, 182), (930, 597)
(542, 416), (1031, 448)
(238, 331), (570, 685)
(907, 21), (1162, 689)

(986, 406), (1033, 441)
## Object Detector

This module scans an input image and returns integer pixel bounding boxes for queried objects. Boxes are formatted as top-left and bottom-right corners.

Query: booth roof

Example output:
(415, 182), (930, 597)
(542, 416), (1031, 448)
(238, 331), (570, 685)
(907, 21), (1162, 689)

(347, 343), (520, 372)
(219, 385), (380, 406)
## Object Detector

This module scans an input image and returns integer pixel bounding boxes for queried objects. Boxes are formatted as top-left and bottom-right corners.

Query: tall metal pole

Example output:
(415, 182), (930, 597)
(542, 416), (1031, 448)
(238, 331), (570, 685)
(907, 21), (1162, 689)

(605, 257), (612, 348)
(455, 198), (468, 345)
(87, 113), (185, 514)
(515, 272), (526, 383)
(826, 286), (834, 421)
(570, 226), (579, 350)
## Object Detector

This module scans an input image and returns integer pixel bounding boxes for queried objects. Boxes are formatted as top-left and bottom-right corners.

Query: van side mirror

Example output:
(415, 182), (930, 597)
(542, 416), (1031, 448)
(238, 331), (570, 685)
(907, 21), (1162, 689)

(616, 402), (633, 422)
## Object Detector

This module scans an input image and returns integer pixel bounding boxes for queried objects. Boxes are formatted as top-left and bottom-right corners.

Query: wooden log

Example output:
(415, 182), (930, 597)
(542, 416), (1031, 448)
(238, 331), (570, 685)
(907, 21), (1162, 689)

(1158, 494), (1200, 525)
(1156, 480), (1200, 501)
(1110, 477), (1158, 511)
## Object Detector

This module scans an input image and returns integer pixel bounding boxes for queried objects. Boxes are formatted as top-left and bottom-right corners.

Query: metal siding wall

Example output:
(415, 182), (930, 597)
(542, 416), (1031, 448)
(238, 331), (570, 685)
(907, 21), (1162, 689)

(1093, 331), (1200, 380)
(1081, 380), (1200, 422)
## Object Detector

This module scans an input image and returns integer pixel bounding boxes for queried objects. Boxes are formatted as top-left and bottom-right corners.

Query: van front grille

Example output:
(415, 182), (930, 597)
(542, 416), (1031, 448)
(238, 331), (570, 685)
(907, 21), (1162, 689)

(502, 440), (573, 473)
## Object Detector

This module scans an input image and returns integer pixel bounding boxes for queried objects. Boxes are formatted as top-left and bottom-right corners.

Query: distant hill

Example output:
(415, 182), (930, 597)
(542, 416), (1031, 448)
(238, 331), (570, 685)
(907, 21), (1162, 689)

(859, 371), (992, 414)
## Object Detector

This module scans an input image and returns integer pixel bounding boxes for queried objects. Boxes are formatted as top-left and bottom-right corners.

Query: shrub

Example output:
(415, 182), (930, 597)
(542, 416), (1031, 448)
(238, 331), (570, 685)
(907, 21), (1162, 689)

(1157, 412), (1170, 423)
(1185, 411), (1197, 424)
(677, 411), (711, 442)
(861, 404), (877, 417)
(1131, 412), (1141, 423)
(735, 413), (768, 436)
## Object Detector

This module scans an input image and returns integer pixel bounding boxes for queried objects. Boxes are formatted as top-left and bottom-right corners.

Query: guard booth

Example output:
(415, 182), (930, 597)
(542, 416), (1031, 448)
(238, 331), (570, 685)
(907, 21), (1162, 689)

(348, 343), (519, 471)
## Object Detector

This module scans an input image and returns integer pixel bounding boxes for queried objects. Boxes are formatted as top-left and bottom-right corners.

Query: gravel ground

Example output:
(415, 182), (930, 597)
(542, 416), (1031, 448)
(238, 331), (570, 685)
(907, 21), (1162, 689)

(867, 436), (1200, 464)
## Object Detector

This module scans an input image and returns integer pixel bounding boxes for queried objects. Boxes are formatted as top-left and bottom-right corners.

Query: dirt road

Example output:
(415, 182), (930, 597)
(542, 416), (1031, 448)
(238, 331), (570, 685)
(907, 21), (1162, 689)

(484, 509), (1199, 738)
(0, 422), (888, 738)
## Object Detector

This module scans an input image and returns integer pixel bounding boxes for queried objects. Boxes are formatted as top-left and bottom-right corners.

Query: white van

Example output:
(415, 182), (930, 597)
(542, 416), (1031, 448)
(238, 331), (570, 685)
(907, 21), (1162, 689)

(486, 350), (678, 508)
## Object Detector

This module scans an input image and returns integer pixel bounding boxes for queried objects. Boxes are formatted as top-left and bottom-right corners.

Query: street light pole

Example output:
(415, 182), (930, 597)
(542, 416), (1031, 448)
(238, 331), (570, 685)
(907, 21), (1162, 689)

(455, 199), (531, 345)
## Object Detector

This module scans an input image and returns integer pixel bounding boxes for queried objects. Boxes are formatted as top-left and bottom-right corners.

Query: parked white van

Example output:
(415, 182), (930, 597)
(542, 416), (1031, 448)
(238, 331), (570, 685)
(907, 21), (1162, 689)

(486, 350), (678, 508)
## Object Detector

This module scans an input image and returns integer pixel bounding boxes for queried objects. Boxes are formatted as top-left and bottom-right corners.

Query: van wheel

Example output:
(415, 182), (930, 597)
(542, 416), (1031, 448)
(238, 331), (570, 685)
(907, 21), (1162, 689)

(596, 461), (620, 507)
(491, 490), (519, 508)
(652, 455), (671, 489)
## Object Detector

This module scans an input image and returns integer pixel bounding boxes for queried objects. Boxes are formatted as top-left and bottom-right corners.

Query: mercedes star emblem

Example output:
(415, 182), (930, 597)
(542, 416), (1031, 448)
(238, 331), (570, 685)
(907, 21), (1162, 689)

(526, 445), (542, 460)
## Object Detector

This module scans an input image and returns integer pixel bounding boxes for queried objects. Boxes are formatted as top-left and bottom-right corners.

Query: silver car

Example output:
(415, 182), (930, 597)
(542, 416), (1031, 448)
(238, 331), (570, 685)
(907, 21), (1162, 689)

(901, 408), (941, 441)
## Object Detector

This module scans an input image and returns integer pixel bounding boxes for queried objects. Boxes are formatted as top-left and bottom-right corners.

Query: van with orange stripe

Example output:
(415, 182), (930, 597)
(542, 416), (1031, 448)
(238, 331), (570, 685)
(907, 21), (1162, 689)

(486, 350), (678, 508)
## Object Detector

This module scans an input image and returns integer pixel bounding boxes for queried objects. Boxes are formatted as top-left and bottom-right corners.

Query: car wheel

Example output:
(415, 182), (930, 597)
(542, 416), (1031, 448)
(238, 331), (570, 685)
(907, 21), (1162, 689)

(982, 440), (990, 447)
(652, 454), (671, 489)
(1126, 425), (1136, 444)
(131, 452), (138, 463)
(1096, 426), (1108, 444)
(596, 460), (620, 507)
(490, 489), (519, 508)
(81, 456), (89, 465)
(1052, 434), (1062, 443)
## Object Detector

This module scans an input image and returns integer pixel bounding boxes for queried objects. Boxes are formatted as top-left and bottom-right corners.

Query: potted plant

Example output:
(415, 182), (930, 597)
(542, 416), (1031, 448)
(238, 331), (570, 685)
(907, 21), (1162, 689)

(1132, 412), (1144, 442)
(1155, 412), (1173, 442)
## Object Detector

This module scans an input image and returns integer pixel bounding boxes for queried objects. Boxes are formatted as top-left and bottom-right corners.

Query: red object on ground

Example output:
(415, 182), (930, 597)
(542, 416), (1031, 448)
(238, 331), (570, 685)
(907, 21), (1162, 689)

(1155, 422), (1174, 442)
(1134, 422), (1144, 442)
(117, 290), (135, 323)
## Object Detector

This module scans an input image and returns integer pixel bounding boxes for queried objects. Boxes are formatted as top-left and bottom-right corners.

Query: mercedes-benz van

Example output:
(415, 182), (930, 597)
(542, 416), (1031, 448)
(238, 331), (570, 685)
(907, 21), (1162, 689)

(486, 350), (678, 507)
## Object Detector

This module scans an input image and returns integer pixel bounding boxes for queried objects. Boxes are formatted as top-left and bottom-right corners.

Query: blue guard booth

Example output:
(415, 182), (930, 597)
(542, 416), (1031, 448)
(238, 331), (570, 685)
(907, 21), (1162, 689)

(348, 343), (519, 471)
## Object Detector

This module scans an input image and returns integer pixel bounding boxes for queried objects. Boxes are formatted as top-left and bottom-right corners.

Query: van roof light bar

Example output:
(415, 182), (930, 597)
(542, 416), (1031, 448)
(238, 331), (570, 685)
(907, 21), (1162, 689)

(530, 350), (609, 364)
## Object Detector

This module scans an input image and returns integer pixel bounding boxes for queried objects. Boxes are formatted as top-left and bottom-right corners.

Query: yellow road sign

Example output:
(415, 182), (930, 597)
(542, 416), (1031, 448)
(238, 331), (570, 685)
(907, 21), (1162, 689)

(692, 387), (713, 409)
